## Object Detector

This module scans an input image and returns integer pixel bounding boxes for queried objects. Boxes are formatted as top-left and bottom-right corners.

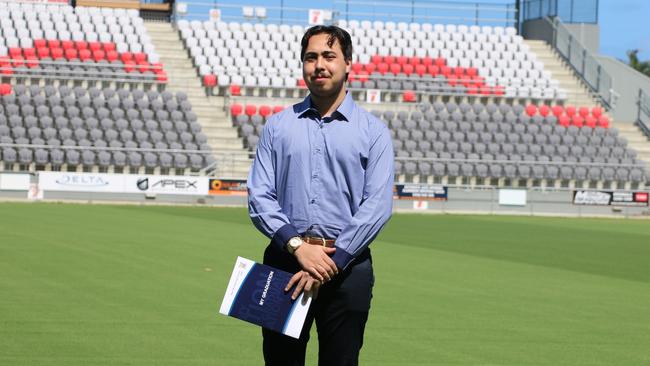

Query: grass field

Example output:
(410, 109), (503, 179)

(1, 202), (649, 365)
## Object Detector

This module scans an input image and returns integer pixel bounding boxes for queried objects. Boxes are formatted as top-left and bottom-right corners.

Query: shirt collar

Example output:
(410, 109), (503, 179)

(295, 91), (354, 122)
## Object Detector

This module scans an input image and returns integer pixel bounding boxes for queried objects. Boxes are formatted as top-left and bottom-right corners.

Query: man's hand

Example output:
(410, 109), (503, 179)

(293, 243), (338, 282)
(285, 270), (322, 300)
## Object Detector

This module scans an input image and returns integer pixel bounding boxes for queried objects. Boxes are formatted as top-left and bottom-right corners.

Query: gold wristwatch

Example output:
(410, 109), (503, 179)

(286, 237), (303, 255)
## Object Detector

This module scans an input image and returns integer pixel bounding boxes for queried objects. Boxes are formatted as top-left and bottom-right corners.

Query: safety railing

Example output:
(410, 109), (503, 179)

(546, 16), (615, 108)
(637, 88), (650, 139)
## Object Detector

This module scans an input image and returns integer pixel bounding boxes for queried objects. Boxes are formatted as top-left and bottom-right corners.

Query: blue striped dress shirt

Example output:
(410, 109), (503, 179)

(247, 92), (394, 270)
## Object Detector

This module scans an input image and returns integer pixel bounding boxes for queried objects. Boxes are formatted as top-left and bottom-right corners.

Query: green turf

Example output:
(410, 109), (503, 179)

(0, 202), (649, 365)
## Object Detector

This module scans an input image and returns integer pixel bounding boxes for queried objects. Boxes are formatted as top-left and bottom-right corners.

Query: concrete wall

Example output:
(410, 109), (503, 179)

(596, 55), (650, 122)
(521, 18), (554, 44)
(564, 23), (600, 54)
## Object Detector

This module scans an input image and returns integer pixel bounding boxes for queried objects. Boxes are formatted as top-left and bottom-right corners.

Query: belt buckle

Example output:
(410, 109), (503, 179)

(319, 237), (327, 246)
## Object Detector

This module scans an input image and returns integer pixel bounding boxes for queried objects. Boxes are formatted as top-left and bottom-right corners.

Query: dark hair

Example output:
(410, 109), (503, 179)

(300, 25), (353, 62)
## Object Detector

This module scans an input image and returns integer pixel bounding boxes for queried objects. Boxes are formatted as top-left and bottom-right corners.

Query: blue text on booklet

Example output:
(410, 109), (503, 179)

(219, 257), (312, 339)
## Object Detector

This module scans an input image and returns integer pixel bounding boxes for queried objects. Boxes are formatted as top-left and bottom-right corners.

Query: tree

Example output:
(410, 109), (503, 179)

(627, 49), (650, 77)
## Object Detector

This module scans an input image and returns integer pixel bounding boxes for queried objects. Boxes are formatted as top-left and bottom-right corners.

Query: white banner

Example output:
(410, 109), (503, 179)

(123, 175), (209, 195)
(499, 189), (527, 206)
(39, 172), (127, 193)
(0, 173), (31, 190)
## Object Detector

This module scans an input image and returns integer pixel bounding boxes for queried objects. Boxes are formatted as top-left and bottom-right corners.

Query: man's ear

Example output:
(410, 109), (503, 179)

(345, 58), (352, 74)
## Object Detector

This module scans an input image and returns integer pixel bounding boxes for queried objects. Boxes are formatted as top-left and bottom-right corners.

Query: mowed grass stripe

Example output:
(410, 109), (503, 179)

(0, 203), (649, 365)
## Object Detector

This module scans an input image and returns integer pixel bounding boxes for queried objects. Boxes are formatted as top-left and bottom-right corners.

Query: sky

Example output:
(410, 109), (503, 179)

(179, 0), (650, 62)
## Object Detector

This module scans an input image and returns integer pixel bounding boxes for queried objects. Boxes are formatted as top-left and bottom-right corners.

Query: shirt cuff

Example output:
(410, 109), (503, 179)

(272, 223), (300, 251)
(331, 247), (354, 271)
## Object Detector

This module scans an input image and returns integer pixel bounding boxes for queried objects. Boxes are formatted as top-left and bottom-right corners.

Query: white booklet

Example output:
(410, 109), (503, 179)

(219, 257), (312, 339)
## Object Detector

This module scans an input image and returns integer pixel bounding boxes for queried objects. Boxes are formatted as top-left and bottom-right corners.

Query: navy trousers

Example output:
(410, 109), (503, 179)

(261, 244), (374, 366)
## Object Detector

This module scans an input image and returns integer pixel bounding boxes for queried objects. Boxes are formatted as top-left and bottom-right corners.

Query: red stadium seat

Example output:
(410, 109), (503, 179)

(389, 63), (401, 75)
(357, 71), (369, 82)
(88, 42), (101, 52)
(364, 63), (376, 74)
(591, 106), (603, 118)
(33, 39), (46, 48)
(434, 57), (446, 67)
(525, 104), (537, 117)
(415, 64), (426, 76)
(92, 50), (105, 62)
(103, 42), (116, 52)
(402, 64), (414, 76)
(466, 67), (478, 77)
(493, 85), (505, 95)
(440, 66), (451, 76)
(552, 105), (564, 117)
(61, 40), (74, 50)
(466, 85), (478, 94)
(134, 53), (147, 63)
(408, 56), (420, 65)
(571, 115), (584, 127)
(584, 115), (597, 128)
(447, 75), (458, 87)
(123, 61), (136, 73)
(65, 48), (78, 60)
(370, 55), (382, 64)
(75, 40), (88, 50)
(403, 90), (416, 102)
(48, 48), (62, 60)
(421, 57), (433, 66)
(0, 83), (12, 95)
(156, 72), (168, 82)
(48, 40), (61, 49)
(558, 115), (570, 127)
(79, 49), (92, 61)
(229, 84), (241, 96)
(121, 52), (133, 62)
(25, 56), (39, 69)
(230, 103), (243, 116)
(479, 86), (492, 95)
(396, 56), (408, 66)
(245, 104), (257, 117)
(538, 105), (550, 117)
(297, 79), (306, 88)
(578, 106), (590, 118)
(151, 63), (164, 74)
(137, 61), (150, 73)
(565, 105), (576, 117)
(453, 66), (464, 76)
(597, 116), (609, 128)
(351, 63), (363, 73)
(259, 105), (272, 117)
(9, 48), (22, 58)
(427, 64), (439, 76)
(273, 105), (284, 114)
(106, 50), (118, 62)
(37, 47), (50, 58)
(384, 55), (395, 65)
(377, 63), (389, 75)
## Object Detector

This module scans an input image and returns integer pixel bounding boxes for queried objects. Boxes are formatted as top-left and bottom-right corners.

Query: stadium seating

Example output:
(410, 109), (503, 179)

(0, 2), (166, 85)
(179, 19), (563, 100)
(0, 83), (212, 174)
(230, 100), (645, 186)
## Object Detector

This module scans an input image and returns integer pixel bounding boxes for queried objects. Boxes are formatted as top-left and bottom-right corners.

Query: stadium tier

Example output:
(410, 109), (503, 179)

(181, 19), (563, 100)
(0, 2), (166, 84)
(230, 100), (646, 186)
(0, 83), (212, 173)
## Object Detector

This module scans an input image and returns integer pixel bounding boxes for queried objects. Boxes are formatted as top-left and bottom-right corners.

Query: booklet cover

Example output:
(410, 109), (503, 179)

(219, 256), (312, 339)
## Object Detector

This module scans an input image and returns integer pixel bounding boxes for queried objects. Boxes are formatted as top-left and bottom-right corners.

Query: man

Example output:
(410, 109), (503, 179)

(247, 25), (394, 366)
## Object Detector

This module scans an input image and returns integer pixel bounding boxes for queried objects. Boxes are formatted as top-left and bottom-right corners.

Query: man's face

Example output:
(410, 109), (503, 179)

(302, 33), (351, 98)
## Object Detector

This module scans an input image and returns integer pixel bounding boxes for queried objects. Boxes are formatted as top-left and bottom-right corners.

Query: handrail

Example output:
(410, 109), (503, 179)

(545, 16), (614, 109)
(636, 88), (650, 139)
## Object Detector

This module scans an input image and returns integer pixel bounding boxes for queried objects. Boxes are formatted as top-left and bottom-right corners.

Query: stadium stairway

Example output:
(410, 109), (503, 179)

(616, 123), (650, 165)
(143, 21), (252, 178)
(524, 40), (596, 107)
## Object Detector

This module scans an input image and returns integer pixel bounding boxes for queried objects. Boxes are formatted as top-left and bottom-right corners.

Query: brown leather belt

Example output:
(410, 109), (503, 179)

(301, 236), (336, 247)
